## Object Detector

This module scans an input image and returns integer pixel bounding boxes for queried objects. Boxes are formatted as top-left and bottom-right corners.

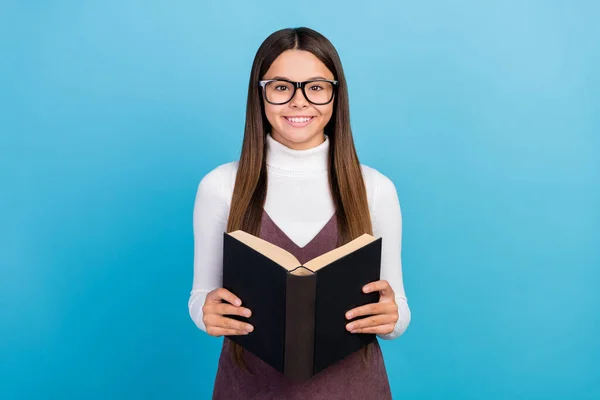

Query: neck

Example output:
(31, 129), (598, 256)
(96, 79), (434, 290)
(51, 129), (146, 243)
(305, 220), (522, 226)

(266, 133), (330, 174)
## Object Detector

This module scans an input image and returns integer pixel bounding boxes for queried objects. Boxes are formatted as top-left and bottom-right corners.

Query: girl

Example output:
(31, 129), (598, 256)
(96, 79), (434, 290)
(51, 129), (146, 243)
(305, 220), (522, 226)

(189, 27), (411, 399)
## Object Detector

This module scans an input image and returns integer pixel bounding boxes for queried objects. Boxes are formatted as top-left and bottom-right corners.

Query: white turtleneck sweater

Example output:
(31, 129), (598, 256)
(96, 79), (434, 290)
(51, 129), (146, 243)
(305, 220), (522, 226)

(188, 134), (411, 340)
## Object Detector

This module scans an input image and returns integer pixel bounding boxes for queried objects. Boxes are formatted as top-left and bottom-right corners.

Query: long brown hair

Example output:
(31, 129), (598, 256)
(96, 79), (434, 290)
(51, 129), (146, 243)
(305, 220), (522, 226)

(226, 27), (374, 375)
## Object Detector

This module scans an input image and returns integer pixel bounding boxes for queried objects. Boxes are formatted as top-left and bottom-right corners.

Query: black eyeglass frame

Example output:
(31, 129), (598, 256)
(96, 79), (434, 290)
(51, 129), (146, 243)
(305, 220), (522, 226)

(258, 79), (339, 105)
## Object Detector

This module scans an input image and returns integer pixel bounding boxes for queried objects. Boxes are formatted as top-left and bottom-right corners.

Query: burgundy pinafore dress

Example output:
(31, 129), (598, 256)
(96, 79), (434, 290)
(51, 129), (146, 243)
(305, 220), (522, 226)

(212, 211), (393, 399)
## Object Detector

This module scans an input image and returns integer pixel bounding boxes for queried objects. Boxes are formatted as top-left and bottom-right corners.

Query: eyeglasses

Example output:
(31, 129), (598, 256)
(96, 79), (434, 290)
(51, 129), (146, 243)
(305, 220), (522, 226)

(258, 79), (338, 105)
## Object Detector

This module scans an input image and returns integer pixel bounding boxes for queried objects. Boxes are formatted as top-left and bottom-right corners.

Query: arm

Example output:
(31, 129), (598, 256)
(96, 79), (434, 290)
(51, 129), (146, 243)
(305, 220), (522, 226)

(373, 172), (411, 340)
(188, 165), (231, 332)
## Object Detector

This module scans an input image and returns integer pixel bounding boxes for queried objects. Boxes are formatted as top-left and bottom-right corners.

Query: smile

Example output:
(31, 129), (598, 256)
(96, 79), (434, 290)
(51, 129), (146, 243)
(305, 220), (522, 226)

(283, 116), (315, 127)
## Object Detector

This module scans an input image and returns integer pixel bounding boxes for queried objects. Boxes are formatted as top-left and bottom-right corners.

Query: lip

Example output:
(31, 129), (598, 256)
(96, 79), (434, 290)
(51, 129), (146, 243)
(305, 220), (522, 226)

(283, 116), (315, 128)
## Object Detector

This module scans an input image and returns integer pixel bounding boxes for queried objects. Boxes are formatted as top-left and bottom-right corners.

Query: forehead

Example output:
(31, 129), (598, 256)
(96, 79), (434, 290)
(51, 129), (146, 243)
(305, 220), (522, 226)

(263, 50), (334, 80)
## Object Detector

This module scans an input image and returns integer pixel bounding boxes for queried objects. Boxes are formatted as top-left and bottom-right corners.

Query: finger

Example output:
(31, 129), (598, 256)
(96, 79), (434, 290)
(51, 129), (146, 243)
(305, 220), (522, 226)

(346, 302), (396, 319)
(350, 324), (396, 335)
(346, 314), (396, 332)
(204, 312), (254, 333)
(208, 288), (242, 306)
(206, 326), (252, 337)
(363, 280), (394, 297)
(215, 303), (252, 318)
(216, 316), (254, 333)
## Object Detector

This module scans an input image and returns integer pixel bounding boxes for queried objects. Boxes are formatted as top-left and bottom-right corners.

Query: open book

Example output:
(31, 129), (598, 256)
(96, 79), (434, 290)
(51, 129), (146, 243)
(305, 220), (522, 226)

(222, 230), (383, 382)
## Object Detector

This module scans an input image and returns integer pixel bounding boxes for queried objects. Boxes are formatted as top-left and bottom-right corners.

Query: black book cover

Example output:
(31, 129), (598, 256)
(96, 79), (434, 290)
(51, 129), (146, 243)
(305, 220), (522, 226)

(222, 232), (382, 382)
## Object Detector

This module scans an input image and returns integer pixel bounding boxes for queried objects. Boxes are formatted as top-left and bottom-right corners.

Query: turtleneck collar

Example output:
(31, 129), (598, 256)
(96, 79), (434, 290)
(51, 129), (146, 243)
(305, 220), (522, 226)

(265, 133), (330, 174)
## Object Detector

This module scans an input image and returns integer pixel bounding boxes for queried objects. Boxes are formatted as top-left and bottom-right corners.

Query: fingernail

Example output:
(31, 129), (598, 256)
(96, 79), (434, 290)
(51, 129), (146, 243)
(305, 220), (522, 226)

(346, 312), (353, 319)
(347, 324), (354, 330)
(363, 286), (370, 292)
(247, 325), (253, 332)
(235, 299), (241, 306)
(244, 310), (251, 317)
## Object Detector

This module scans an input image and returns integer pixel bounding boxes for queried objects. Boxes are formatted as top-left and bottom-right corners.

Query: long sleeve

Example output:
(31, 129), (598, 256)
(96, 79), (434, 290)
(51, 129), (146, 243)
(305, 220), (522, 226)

(187, 163), (232, 333)
(371, 171), (411, 340)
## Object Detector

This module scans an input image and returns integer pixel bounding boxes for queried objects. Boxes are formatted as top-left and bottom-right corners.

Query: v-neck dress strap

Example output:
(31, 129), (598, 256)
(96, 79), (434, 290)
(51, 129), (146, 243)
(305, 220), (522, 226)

(260, 211), (338, 265)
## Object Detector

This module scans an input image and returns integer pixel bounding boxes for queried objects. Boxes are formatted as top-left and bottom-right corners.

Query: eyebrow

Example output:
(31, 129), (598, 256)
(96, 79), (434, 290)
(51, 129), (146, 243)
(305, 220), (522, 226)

(270, 75), (330, 81)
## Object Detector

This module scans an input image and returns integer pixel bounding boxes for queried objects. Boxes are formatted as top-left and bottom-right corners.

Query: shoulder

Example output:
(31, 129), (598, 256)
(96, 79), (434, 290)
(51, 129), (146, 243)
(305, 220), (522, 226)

(360, 164), (399, 208)
(196, 161), (239, 206)
(361, 164), (395, 188)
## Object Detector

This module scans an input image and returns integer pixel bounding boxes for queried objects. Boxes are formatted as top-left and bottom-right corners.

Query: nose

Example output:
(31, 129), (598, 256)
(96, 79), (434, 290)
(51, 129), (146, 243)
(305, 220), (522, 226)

(290, 87), (309, 108)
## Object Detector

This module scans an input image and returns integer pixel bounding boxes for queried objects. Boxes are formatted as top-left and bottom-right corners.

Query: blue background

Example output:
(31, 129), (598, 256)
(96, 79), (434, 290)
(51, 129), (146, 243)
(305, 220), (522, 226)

(1, 1), (598, 399)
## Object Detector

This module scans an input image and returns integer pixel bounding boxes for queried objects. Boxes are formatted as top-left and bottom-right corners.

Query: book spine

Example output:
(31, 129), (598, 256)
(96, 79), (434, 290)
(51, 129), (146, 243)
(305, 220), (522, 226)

(284, 269), (317, 381)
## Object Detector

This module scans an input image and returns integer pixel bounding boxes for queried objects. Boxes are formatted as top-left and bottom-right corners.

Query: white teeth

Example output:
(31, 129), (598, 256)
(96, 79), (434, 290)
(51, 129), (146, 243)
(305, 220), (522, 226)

(287, 117), (312, 123)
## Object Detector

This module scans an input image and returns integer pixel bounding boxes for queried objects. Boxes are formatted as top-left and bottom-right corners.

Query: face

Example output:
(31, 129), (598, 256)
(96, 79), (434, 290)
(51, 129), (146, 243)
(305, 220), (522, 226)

(261, 50), (335, 150)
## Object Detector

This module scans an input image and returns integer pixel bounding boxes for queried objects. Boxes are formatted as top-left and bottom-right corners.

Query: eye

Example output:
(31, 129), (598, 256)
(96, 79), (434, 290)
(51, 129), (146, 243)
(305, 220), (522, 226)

(275, 85), (289, 91)
(308, 84), (323, 91)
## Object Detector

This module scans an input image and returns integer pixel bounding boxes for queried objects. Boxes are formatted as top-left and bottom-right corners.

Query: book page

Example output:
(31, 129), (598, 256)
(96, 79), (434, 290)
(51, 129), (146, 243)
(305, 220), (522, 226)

(227, 230), (301, 271)
(303, 233), (376, 272)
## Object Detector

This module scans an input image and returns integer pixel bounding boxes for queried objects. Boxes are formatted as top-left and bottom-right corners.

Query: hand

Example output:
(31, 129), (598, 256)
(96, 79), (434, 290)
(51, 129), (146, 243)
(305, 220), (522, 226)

(202, 288), (254, 337)
(345, 280), (398, 335)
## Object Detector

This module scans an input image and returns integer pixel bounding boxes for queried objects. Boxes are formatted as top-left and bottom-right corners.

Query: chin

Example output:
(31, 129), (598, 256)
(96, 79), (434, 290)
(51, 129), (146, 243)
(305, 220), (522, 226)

(279, 129), (322, 144)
